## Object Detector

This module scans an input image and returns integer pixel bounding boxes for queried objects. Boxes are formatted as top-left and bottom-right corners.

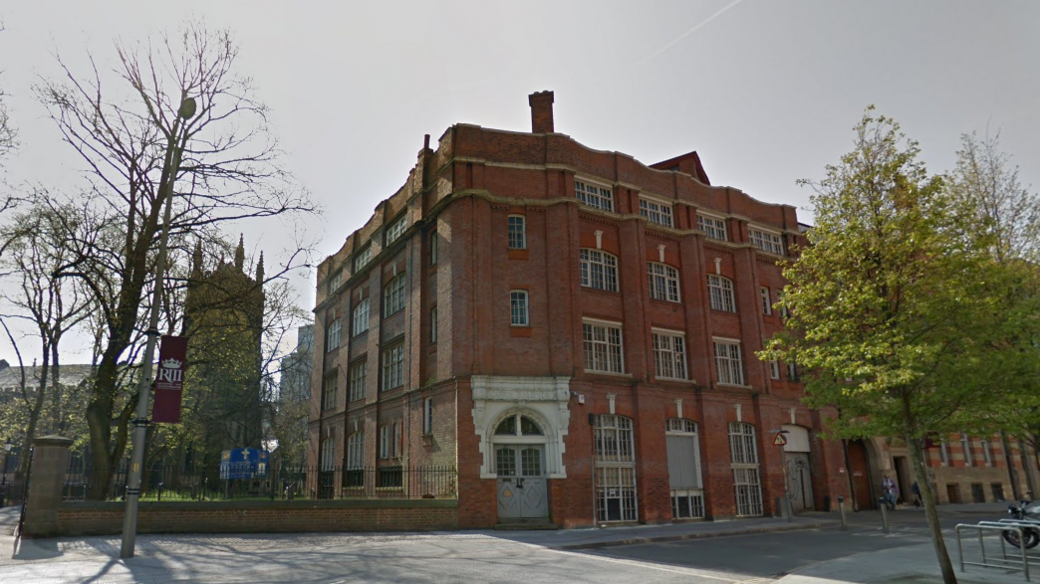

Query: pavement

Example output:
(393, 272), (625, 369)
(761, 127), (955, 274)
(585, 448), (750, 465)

(0, 502), (1034, 584)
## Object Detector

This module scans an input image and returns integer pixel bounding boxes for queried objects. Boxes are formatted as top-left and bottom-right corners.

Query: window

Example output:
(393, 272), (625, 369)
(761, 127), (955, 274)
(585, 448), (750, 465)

(961, 433), (973, 467)
(379, 425), (390, 459)
(639, 198), (673, 227)
(508, 215), (527, 249)
(769, 359), (781, 380)
(666, 419), (704, 519)
(647, 263), (680, 303)
(575, 179), (613, 212)
(392, 421), (401, 458)
(326, 319), (341, 351)
(352, 298), (370, 336)
(348, 360), (367, 402)
(384, 273), (406, 317)
(939, 440), (950, 466)
(594, 415), (637, 522)
(430, 306), (438, 343)
(708, 274), (736, 313)
(385, 215), (407, 245)
(714, 340), (745, 386)
(510, 290), (529, 326)
(777, 289), (791, 319)
(760, 287), (772, 315)
(981, 437), (993, 466)
(652, 331), (687, 380)
(729, 422), (763, 516)
(749, 227), (784, 255)
(328, 271), (342, 294)
(495, 414), (544, 436)
(423, 397), (433, 435)
(580, 249), (619, 292)
(320, 436), (336, 472)
(583, 321), (624, 373)
(322, 373), (338, 411)
(345, 431), (364, 487)
(430, 229), (438, 265)
(697, 214), (727, 241)
(353, 246), (372, 272)
(381, 343), (404, 391)
(787, 363), (800, 382)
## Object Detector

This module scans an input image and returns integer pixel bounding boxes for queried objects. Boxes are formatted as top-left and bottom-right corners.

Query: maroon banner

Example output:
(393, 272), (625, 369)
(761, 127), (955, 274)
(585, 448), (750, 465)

(152, 335), (187, 423)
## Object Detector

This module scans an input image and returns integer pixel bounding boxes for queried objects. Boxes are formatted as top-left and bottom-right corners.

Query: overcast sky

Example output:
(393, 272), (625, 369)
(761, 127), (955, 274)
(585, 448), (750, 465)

(1, 1), (1037, 364)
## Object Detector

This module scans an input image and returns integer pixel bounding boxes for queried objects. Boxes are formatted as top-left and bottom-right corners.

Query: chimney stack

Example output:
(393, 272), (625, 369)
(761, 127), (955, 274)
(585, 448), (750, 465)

(528, 91), (555, 134)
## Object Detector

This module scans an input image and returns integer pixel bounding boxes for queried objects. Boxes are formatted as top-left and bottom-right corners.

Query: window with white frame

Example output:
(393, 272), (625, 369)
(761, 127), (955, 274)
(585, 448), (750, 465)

(708, 274), (736, 313)
(580, 249), (619, 292)
(647, 262), (680, 302)
(777, 289), (791, 319)
(345, 430), (364, 487)
(510, 290), (529, 326)
(392, 421), (401, 458)
(348, 359), (367, 402)
(575, 179), (614, 212)
(353, 246), (372, 272)
(508, 215), (527, 249)
(322, 373), (338, 411)
(729, 422), (763, 516)
(384, 273), (406, 317)
(760, 287), (772, 315)
(594, 415), (637, 522)
(749, 227), (784, 255)
(787, 363), (800, 382)
(379, 425), (390, 459)
(961, 433), (973, 467)
(583, 321), (624, 373)
(423, 397), (433, 435)
(639, 198), (674, 227)
(381, 343), (404, 391)
(981, 437), (993, 466)
(352, 298), (370, 336)
(430, 229), (438, 265)
(939, 439), (950, 466)
(652, 331), (687, 380)
(385, 215), (407, 245)
(697, 214), (728, 241)
(326, 318), (341, 351)
(769, 359), (781, 380)
(666, 418), (704, 519)
(328, 271), (342, 294)
(714, 340), (745, 386)
(430, 306), (438, 343)
(320, 435), (336, 471)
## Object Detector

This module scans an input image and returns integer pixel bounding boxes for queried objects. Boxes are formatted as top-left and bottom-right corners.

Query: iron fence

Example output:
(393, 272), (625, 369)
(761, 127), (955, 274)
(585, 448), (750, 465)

(63, 458), (456, 502)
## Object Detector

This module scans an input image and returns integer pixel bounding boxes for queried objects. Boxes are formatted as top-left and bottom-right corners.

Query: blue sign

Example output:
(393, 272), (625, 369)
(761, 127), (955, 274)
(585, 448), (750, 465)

(219, 448), (269, 480)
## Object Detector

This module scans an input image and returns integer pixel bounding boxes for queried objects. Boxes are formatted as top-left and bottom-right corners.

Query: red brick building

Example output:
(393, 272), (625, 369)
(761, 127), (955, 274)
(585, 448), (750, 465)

(309, 91), (850, 528)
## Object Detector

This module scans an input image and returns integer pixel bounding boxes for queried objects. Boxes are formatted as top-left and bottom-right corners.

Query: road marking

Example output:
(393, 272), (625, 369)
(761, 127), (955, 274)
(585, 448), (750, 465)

(544, 548), (744, 581)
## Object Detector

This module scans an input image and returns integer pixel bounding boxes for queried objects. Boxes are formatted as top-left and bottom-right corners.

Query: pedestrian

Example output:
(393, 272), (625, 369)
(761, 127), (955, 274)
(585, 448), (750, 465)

(882, 475), (897, 511)
(912, 481), (922, 507)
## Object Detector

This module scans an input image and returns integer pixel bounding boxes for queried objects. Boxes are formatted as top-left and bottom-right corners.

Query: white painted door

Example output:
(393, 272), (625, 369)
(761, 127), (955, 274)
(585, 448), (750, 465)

(496, 445), (547, 520)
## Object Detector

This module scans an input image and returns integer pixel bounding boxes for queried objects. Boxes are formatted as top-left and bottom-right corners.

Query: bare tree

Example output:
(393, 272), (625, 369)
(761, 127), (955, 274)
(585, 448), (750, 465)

(36, 22), (315, 499)
(0, 20), (19, 217)
(0, 202), (94, 476)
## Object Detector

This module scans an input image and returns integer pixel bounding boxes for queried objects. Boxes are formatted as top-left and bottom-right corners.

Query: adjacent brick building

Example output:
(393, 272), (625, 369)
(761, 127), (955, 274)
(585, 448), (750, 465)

(309, 91), (851, 528)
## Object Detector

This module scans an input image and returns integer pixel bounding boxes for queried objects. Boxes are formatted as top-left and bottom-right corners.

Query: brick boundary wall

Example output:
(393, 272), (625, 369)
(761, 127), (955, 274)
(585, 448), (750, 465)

(45, 499), (458, 537)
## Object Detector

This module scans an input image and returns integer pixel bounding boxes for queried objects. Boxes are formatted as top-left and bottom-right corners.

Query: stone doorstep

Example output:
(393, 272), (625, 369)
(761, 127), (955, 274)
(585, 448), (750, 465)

(554, 520), (834, 550)
(494, 522), (560, 531)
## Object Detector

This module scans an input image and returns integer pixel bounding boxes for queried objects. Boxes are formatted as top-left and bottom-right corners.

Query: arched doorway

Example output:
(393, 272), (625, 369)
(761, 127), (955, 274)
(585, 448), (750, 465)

(847, 439), (877, 510)
(492, 412), (549, 521)
(782, 425), (814, 511)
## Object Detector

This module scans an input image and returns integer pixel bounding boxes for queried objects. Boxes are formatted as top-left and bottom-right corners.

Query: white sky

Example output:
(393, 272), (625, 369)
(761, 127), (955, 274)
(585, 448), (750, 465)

(1, 0), (1037, 364)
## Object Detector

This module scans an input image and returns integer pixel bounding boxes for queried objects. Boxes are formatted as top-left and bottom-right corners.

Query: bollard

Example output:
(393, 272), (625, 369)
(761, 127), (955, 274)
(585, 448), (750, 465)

(879, 497), (890, 533)
(838, 496), (848, 531)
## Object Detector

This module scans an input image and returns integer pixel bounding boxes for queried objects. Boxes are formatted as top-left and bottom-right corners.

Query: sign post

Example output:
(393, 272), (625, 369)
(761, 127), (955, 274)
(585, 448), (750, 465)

(773, 430), (793, 522)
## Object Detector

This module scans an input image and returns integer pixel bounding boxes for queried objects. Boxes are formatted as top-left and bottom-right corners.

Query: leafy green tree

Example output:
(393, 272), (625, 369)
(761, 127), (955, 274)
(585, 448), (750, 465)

(762, 108), (1020, 584)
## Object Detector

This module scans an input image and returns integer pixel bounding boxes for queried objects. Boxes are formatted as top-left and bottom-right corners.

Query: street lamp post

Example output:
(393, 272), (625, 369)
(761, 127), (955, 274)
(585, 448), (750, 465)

(120, 95), (196, 559)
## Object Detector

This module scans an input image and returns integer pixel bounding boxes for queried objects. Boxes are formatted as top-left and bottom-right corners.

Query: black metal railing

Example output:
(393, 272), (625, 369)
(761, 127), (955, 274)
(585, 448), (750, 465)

(62, 458), (456, 502)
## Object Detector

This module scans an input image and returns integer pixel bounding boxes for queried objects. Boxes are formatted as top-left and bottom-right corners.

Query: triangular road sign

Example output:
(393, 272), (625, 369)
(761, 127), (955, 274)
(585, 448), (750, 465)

(773, 433), (788, 446)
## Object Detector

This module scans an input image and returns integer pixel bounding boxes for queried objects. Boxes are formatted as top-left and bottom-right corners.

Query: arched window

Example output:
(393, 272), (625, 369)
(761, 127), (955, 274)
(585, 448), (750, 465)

(495, 414), (544, 436)
(508, 215), (527, 249)
(384, 273), (406, 317)
(647, 262), (680, 302)
(510, 290), (529, 326)
(580, 249), (618, 292)
(708, 274), (736, 312)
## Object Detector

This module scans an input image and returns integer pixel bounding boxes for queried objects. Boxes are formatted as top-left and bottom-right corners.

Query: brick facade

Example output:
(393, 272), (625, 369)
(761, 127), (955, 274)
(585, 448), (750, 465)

(310, 91), (850, 528)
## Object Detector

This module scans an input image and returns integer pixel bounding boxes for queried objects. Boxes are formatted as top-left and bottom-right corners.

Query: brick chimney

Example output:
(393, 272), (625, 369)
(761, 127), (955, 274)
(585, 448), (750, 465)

(528, 91), (554, 134)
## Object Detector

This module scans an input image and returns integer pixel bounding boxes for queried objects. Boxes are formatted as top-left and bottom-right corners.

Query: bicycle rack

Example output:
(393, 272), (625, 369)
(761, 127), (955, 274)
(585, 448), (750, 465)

(955, 521), (1034, 581)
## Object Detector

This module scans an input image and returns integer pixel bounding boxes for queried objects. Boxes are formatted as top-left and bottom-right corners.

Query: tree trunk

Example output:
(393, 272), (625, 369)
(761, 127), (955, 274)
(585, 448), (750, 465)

(902, 394), (957, 584)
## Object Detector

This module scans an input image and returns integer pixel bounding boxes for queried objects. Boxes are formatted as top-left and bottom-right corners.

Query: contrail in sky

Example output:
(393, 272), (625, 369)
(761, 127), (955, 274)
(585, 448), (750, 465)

(639, 0), (744, 65)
